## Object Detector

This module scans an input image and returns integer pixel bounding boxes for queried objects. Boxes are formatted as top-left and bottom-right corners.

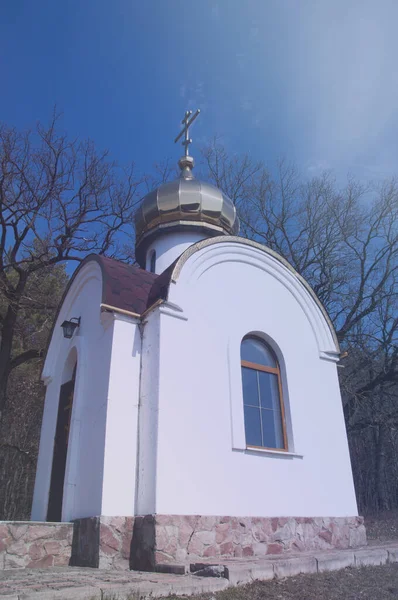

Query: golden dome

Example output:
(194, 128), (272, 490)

(134, 156), (239, 266)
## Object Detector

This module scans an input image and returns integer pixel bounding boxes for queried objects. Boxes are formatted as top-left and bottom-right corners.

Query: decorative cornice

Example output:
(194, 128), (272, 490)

(100, 303), (141, 320)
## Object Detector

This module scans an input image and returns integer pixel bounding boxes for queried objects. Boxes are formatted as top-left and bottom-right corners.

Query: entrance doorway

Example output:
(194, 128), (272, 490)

(47, 365), (76, 522)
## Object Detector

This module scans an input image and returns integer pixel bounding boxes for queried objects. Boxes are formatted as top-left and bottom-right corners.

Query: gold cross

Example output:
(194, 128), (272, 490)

(174, 109), (201, 157)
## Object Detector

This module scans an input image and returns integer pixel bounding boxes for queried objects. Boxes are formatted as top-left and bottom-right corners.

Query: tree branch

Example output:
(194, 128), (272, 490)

(9, 348), (45, 372)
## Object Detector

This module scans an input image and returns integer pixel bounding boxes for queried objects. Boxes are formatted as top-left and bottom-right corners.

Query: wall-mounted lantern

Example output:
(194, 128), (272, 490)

(61, 317), (81, 339)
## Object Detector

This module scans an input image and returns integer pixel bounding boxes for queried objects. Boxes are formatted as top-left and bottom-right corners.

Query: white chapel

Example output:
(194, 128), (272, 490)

(31, 111), (365, 568)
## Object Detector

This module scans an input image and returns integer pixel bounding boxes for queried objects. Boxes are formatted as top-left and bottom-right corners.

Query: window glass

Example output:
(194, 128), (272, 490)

(241, 338), (277, 367)
(244, 406), (262, 447)
(272, 406), (284, 448)
(242, 367), (259, 407)
(261, 409), (277, 448)
(261, 406), (284, 449)
(258, 371), (279, 410)
(150, 250), (156, 273)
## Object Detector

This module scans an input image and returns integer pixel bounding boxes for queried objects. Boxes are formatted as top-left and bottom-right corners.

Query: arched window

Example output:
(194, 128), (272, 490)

(149, 250), (156, 273)
(241, 336), (287, 450)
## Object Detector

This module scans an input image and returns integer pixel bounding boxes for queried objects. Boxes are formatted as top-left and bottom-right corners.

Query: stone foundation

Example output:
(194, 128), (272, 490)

(0, 515), (367, 571)
(0, 521), (73, 569)
(130, 515), (367, 571)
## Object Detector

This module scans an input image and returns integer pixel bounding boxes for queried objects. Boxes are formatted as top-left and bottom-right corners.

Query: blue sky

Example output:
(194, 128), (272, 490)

(2, 0), (398, 183)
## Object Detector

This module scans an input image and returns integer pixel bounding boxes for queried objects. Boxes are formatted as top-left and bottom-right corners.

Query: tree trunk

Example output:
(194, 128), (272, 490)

(0, 305), (18, 420)
(375, 423), (390, 512)
(0, 272), (27, 420)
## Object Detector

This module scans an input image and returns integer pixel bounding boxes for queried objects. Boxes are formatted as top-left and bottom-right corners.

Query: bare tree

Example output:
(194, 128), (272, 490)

(0, 114), (145, 418)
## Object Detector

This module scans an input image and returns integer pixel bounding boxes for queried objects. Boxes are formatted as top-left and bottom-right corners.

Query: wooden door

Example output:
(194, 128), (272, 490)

(46, 376), (75, 522)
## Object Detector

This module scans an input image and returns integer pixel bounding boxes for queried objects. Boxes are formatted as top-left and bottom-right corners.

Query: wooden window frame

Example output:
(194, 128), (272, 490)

(241, 352), (288, 452)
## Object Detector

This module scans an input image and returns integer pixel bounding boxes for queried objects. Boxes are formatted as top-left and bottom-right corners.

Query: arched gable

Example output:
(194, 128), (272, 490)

(167, 236), (340, 359)
(42, 254), (159, 380)
(42, 260), (101, 383)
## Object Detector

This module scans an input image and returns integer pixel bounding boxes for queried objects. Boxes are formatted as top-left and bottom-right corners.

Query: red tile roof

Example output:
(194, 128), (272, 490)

(84, 254), (172, 315)
(45, 254), (169, 367)
(96, 256), (159, 315)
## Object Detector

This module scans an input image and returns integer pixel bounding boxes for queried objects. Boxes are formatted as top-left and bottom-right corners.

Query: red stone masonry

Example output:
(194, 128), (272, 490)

(0, 521), (73, 569)
(1, 515), (366, 571)
(130, 514), (367, 571)
(98, 517), (134, 569)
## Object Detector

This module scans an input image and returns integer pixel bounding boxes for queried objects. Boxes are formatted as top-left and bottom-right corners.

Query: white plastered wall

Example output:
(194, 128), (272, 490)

(101, 313), (141, 517)
(136, 310), (161, 515)
(139, 240), (358, 518)
(31, 261), (141, 521)
(145, 231), (206, 274)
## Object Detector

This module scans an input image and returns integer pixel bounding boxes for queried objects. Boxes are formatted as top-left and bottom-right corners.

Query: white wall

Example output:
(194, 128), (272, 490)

(140, 240), (358, 518)
(32, 261), (142, 521)
(136, 309), (161, 515)
(33, 237), (357, 523)
(101, 315), (141, 516)
(145, 231), (206, 273)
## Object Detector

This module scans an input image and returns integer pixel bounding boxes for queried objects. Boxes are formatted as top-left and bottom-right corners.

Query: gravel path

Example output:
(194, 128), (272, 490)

(0, 567), (227, 599)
